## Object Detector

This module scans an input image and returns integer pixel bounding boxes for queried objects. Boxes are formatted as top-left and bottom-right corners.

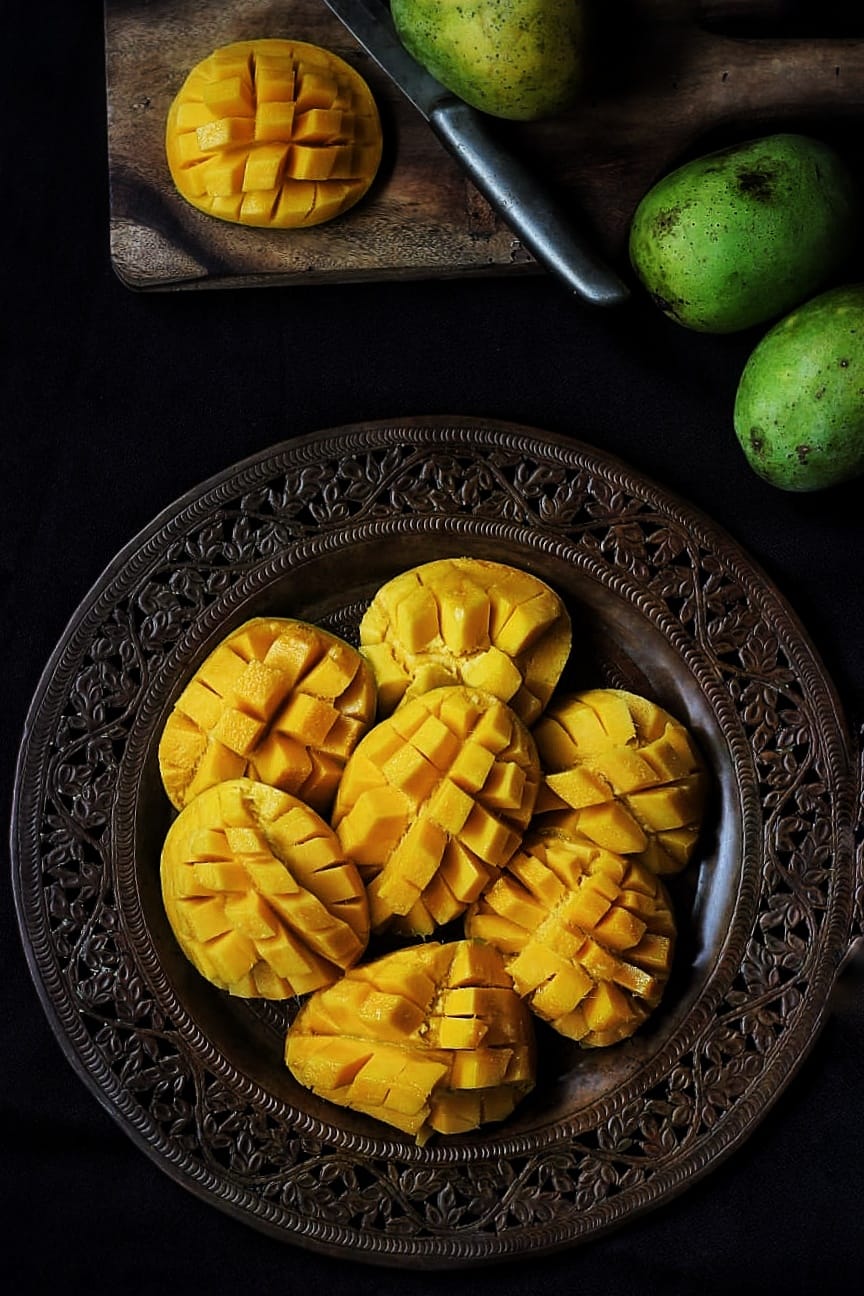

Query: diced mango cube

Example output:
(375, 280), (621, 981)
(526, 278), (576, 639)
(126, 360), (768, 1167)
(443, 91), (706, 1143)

(593, 905), (647, 951)
(381, 743), (440, 806)
(464, 911), (528, 954)
(196, 644), (248, 696)
(202, 74), (253, 118)
(175, 101), (215, 130)
(507, 852), (566, 907)
(507, 941), (565, 994)
(426, 779), (474, 835)
(270, 174), (316, 218)
(411, 872), (459, 929)
(336, 785), (409, 868)
(410, 714), (461, 770)
(292, 1036), (374, 1090)
(429, 1091), (484, 1134)
(449, 1048), (512, 1090)
(175, 130), (209, 166)
(575, 802), (648, 853)
(470, 703), (512, 753)
(242, 143), (289, 191)
(255, 99), (296, 140)
(437, 577), (490, 654)
(448, 741), (495, 794)
(631, 932), (673, 972)
(625, 783), (697, 831)
(493, 589), (560, 655)
(299, 646), (358, 700)
(254, 55), (296, 104)
(203, 929), (258, 985)
(530, 961), (593, 1017)
(560, 883), (612, 931)
(461, 646), (521, 701)
(294, 68), (339, 111)
(402, 814), (450, 879)
(209, 193), (244, 220)
(174, 679), (223, 731)
(544, 765), (610, 808)
(293, 107), (343, 142)
(250, 733), (312, 792)
(223, 890), (280, 940)
(190, 860), (250, 892)
(273, 690), (339, 744)
(460, 803), (519, 867)
(209, 47), (253, 79)
(531, 716), (579, 769)
(197, 116), (255, 152)
(479, 760), (526, 813)
(481, 876), (547, 931)
(212, 707), (266, 756)
(438, 840), (490, 903)
(187, 827), (232, 862)
(582, 980), (632, 1033)
(179, 897), (233, 943)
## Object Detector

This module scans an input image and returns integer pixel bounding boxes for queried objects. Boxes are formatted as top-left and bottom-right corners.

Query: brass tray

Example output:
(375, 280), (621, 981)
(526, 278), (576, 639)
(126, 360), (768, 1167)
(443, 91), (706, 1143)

(11, 419), (862, 1266)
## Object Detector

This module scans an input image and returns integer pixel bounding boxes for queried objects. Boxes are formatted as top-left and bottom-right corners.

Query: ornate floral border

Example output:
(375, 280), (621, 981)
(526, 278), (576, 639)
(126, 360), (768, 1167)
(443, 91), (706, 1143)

(12, 420), (859, 1266)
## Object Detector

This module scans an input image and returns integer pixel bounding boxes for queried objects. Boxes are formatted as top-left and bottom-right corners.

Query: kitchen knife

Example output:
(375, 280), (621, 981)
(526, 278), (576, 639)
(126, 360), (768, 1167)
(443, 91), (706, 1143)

(321, 0), (630, 307)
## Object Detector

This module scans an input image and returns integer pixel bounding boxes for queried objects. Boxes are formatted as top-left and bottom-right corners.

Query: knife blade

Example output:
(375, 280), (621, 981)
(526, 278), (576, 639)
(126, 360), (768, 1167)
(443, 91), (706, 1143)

(321, 0), (629, 307)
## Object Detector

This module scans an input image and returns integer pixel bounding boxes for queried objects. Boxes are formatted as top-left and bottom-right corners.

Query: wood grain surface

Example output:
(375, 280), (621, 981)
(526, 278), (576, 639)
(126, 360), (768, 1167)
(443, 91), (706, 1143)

(104, 0), (864, 292)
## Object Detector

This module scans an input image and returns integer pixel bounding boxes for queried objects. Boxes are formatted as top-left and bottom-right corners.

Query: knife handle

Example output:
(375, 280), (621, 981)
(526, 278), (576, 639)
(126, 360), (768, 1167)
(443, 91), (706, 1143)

(428, 98), (630, 308)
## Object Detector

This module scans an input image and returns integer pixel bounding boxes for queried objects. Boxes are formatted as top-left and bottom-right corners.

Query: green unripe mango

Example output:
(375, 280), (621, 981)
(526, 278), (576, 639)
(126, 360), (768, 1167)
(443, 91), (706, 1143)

(628, 134), (858, 333)
(390, 0), (584, 121)
(733, 284), (864, 491)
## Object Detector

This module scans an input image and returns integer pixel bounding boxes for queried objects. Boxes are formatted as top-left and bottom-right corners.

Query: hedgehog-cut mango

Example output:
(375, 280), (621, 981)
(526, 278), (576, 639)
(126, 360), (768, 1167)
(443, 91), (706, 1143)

(158, 617), (376, 815)
(165, 39), (382, 227)
(532, 688), (706, 874)
(161, 778), (369, 998)
(285, 939), (536, 1142)
(465, 829), (676, 1047)
(332, 684), (540, 935)
(359, 557), (572, 726)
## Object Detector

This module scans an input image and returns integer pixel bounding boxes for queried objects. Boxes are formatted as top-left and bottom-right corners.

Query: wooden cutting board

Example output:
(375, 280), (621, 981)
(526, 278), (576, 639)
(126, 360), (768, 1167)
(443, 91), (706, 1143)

(105, 0), (864, 291)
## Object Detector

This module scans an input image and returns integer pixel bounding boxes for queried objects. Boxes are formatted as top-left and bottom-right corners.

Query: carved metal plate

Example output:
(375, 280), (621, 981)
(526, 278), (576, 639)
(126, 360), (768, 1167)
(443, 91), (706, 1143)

(11, 419), (860, 1267)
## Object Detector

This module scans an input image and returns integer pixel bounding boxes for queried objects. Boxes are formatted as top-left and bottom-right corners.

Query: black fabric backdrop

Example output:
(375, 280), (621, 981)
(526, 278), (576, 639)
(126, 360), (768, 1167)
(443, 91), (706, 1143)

(3, 4), (863, 1293)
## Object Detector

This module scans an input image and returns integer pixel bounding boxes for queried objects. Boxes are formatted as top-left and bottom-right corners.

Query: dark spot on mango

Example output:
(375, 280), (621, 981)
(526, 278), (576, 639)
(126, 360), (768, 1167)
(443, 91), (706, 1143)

(652, 208), (681, 238)
(735, 167), (776, 202)
(796, 445), (811, 464)
(839, 357), (850, 368)
(749, 427), (765, 455)
(814, 386), (826, 399)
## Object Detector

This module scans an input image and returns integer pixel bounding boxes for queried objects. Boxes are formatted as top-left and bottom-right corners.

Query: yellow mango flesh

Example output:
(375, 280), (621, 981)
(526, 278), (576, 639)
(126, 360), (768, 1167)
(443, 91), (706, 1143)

(359, 557), (571, 725)
(158, 617), (376, 814)
(332, 685), (540, 935)
(165, 39), (382, 228)
(465, 829), (676, 1047)
(285, 940), (535, 1143)
(161, 778), (369, 998)
(532, 688), (705, 874)
(154, 563), (710, 1139)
